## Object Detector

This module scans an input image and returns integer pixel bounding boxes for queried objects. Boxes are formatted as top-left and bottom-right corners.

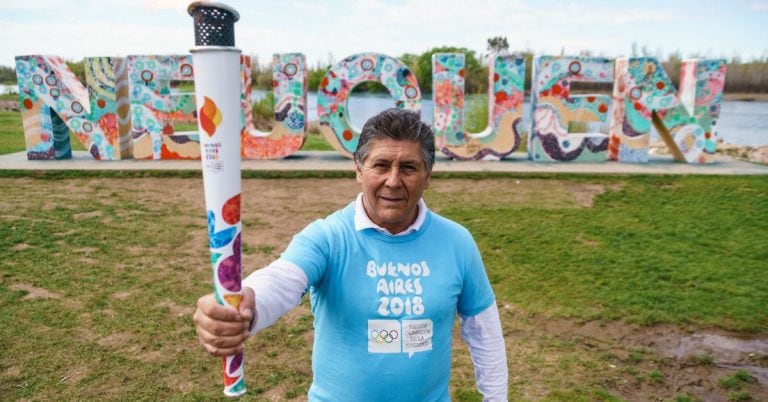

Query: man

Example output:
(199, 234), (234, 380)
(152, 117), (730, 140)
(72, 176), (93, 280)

(193, 108), (508, 401)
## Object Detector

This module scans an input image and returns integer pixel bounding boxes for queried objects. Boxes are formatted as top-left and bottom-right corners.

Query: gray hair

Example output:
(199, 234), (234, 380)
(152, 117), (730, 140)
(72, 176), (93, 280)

(353, 108), (435, 172)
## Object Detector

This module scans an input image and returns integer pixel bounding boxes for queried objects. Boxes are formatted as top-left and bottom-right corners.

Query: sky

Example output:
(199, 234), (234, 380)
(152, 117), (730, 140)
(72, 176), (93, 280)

(1, 0), (767, 69)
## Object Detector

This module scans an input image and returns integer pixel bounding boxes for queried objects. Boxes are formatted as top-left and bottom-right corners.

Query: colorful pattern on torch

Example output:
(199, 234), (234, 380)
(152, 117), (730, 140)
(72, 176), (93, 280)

(127, 55), (199, 160)
(432, 53), (525, 160)
(529, 56), (614, 162)
(207, 194), (245, 395)
(240, 54), (307, 159)
(317, 53), (421, 158)
(608, 58), (726, 164)
(15, 56), (131, 160)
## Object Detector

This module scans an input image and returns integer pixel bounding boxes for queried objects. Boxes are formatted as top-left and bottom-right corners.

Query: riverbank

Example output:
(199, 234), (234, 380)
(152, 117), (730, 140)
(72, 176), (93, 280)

(0, 100), (18, 112)
(650, 141), (768, 165)
(724, 92), (768, 102)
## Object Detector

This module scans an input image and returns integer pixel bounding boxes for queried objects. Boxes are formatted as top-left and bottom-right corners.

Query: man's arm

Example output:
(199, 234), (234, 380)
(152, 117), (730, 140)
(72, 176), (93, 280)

(459, 302), (508, 402)
(193, 259), (308, 355)
(242, 259), (308, 334)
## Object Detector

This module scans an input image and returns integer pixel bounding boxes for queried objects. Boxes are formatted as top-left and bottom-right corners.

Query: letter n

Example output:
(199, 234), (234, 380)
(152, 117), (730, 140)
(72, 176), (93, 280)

(608, 57), (726, 164)
(15, 56), (131, 160)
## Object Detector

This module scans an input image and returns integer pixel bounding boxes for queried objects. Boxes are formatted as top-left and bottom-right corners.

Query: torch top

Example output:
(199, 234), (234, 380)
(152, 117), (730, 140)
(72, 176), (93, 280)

(188, 1), (240, 47)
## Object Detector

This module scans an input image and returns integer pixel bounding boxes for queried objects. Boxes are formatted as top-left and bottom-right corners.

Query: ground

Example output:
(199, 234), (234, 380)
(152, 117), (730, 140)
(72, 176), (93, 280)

(1, 176), (766, 401)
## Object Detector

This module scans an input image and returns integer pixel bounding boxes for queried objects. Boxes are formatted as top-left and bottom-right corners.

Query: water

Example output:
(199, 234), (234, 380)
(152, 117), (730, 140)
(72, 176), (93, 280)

(668, 333), (768, 385)
(717, 101), (768, 146)
(253, 89), (768, 147)
(0, 84), (18, 94)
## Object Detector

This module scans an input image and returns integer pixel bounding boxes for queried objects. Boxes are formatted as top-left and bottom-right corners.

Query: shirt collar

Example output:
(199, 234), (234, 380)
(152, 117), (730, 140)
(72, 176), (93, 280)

(354, 192), (427, 236)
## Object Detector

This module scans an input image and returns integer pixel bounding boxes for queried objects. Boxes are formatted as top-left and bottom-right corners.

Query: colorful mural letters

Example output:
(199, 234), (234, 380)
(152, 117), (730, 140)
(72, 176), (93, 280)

(127, 55), (198, 160)
(432, 53), (525, 160)
(15, 51), (728, 165)
(529, 56), (614, 162)
(317, 53), (421, 158)
(608, 58), (726, 164)
(15, 56), (131, 160)
(240, 53), (307, 159)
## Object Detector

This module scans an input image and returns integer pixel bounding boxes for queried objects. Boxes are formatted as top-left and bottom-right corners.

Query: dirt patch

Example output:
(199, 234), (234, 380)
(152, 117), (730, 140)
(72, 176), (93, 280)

(126, 246), (147, 256)
(539, 317), (768, 401)
(58, 365), (90, 385)
(259, 384), (308, 401)
(78, 257), (99, 265)
(10, 283), (60, 300)
(427, 178), (624, 210)
(97, 331), (133, 347)
(11, 243), (32, 251)
(574, 233), (602, 247)
(111, 291), (132, 300)
(2, 365), (22, 379)
(159, 300), (195, 318)
(562, 182), (622, 208)
(73, 210), (103, 219)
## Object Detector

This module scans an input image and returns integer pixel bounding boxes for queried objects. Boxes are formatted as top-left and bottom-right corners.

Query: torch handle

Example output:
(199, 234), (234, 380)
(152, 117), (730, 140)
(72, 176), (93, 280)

(191, 47), (246, 396)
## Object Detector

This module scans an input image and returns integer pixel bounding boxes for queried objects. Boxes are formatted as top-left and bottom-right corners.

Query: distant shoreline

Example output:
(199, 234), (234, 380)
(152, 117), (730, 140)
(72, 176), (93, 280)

(723, 93), (768, 102)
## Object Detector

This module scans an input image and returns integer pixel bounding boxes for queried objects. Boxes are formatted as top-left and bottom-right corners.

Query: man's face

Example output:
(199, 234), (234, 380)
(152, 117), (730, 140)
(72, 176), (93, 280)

(355, 138), (432, 234)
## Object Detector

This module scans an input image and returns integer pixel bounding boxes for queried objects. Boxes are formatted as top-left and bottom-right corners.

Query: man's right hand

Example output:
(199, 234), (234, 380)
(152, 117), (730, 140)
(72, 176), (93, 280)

(192, 287), (255, 357)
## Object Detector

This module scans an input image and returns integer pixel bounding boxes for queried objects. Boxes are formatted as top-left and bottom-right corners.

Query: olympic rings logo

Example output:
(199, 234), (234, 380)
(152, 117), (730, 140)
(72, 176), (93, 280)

(369, 329), (399, 343)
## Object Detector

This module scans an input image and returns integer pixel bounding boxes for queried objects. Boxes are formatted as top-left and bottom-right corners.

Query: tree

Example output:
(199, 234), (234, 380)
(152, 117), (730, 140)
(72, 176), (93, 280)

(399, 52), (419, 79)
(254, 59), (273, 90)
(65, 59), (86, 83)
(0, 65), (16, 85)
(486, 36), (509, 54)
(307, 61), (331, 91)
(416, 47), (485, 93)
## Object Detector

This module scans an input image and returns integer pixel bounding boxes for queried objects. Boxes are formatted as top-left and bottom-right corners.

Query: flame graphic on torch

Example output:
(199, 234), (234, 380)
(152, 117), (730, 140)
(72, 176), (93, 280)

(200, 96), (223, 137)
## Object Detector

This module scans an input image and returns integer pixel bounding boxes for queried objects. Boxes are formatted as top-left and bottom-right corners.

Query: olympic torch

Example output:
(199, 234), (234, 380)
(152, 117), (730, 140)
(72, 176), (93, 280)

(188, 2), (245, 396)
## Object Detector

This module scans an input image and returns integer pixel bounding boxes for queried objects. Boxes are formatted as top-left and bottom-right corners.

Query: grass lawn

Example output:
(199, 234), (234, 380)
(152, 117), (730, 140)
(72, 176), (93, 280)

(0, 174), (766, 401)
(1, 110), (88, 155)
(0, 111), (24, 155)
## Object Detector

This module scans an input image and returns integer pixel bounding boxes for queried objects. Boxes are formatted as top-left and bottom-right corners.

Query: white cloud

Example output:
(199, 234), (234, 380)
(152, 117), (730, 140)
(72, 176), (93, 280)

(0, 19), (190, 67)
(0, 0), (763, 67)
(750, 1), (768, 11)
(142, 0), (188, 12)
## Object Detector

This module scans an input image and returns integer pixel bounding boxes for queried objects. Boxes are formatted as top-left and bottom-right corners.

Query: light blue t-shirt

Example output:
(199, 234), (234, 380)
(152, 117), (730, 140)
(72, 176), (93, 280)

(281, 203), (495, 402)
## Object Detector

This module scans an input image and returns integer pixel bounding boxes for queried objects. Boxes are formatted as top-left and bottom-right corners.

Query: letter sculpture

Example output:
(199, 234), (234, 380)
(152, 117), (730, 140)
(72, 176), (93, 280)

(432, 53), (525, 160)
(317, 53), (421, 158)
(529, 56), (614, 162)
(127, 55), (198, 159)
(240, 53), (308, 159)
(14, 56), (131, 160)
